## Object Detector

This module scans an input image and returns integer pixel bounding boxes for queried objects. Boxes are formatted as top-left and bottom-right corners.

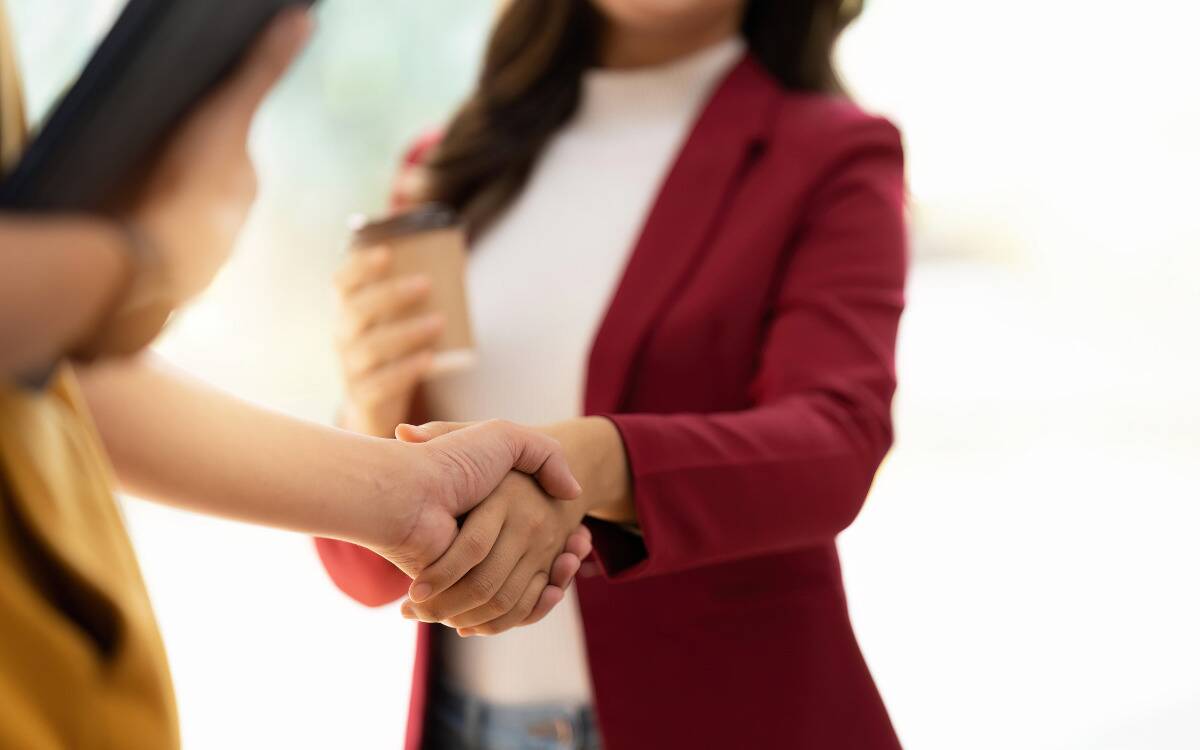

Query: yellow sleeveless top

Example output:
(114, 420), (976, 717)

(0, 5), (178, 747)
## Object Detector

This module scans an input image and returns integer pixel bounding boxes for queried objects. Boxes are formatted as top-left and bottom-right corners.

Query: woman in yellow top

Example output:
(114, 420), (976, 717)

(0, 7), (592, 748)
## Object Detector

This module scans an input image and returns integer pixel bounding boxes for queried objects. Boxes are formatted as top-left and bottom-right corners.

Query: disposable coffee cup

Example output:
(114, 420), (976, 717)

(349, 204), (476, 375)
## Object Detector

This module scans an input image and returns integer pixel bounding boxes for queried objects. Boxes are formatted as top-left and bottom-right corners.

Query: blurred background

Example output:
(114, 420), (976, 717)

(9, 0), (1200, 747)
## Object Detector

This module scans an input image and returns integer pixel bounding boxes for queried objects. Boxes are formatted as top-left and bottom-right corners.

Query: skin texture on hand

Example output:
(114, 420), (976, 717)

(79, 359), (585, 622)
(364, 419), (580, 563)
(333, 160), (439, 439)
(382, 422), (593, 629)
(400, 473), (591, 635)
(333, 249), (442, 438)
(396, 417), (632, 636)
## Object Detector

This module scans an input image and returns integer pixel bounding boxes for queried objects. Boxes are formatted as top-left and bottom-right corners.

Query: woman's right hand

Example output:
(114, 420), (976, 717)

(127, 9), (312, 305)
(67, 10), (310, 362)
(334, 249), (445, 437)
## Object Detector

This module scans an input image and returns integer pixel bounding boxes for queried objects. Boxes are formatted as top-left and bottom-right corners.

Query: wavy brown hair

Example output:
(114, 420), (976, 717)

(424, 0), (863, 234)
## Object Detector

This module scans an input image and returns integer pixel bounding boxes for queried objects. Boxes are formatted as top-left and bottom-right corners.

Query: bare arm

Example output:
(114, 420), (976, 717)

(0, 217), (129, 378)
(77, 356), (580, 576)
(79, 356), (403, 541)
(2, 10), (315, 381)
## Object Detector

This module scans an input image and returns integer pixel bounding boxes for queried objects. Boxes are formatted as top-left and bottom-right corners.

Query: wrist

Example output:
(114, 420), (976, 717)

(315, 431), (424, 546)
(544, 416), (634, 524)
(70, 218), (135, 343)
(72, 220), (177, 360)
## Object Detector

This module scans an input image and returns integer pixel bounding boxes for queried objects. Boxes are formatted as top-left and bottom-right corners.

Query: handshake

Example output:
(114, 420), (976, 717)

(344, 417), (620, 637)
(330, 214), (636, 635)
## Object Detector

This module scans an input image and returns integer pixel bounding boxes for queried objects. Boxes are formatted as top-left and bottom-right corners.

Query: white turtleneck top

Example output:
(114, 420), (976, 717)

(424, 36), (746, 706)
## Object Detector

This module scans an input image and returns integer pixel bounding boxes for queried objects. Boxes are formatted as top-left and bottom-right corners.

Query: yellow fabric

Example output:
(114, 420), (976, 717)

(0, 374), (179, 750)
(0, 0), (23, 169)
(0, 5), (179, 748)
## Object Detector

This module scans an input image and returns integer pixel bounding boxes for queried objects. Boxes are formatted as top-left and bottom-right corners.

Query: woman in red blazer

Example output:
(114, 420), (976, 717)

(318, 0), (906, 747)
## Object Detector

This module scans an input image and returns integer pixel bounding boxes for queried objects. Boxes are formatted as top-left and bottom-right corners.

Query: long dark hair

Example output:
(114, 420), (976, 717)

(424, 0), (863, 234)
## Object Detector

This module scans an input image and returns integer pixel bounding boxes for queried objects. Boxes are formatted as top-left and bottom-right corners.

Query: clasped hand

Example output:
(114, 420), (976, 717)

(366, 420), (593, 636)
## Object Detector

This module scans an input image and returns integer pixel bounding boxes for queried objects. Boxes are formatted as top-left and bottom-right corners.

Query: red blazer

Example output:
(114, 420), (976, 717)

(317, 55), (907, 750)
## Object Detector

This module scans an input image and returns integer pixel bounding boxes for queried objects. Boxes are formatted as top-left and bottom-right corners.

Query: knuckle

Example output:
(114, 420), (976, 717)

(515, 594), (538, 621)
(524, 506), (549, 534)
(465, 574), (497, 605)
(461, 532), (490, 563)
(507, 594), (539, 627)
(526, 515), (547, 538)
(490, 588), (518, 614)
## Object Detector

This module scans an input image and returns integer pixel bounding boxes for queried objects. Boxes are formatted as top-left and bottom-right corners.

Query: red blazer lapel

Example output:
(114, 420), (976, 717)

(584, 57), (782, 414)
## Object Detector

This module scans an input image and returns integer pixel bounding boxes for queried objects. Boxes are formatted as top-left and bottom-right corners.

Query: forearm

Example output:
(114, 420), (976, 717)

(78, 355), (411, 541)
(0, 217), (129, 378)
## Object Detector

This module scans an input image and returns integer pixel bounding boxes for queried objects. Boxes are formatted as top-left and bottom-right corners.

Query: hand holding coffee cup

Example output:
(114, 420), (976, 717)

(335, 205), (475, 438)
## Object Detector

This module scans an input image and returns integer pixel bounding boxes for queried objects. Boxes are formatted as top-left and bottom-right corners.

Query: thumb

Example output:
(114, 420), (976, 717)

(421, 421), (583, 508)
(394, 424), (432, 443)
(208, 8), (313, 131)
(488, 423), (582, 501)
(396, 421), (470, 442)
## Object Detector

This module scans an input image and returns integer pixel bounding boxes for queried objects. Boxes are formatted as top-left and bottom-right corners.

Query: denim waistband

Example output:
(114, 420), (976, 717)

(426, 679), (602, 750)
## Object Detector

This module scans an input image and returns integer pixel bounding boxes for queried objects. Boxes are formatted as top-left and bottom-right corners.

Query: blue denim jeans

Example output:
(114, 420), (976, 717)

(424, 680), (603, 750)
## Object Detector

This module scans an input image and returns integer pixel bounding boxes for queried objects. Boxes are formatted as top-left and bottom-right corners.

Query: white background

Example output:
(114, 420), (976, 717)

(9, 1), (1200, 748)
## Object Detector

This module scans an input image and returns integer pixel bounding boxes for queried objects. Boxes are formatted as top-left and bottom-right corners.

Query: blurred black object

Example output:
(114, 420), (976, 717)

(0, 0), (317, 213)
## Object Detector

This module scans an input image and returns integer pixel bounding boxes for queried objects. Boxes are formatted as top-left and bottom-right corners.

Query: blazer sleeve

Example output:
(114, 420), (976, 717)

(588, 117), (907, 581)
(314, 538), (411, 607)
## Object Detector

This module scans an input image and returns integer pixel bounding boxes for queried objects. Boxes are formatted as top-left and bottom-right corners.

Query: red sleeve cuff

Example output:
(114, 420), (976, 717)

(313, 538), (411, 607)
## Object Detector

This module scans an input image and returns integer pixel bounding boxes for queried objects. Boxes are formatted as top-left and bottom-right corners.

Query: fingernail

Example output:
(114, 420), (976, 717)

(410, 583), (432, 602)
(458, 628), (475, 637)
(405, 424), (432, 440)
